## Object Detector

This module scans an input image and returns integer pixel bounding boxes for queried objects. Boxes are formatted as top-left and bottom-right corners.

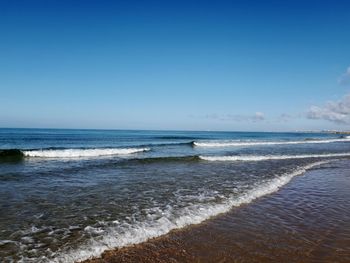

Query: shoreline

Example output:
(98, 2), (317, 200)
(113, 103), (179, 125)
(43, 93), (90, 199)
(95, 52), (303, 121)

(80, 159), (350, 263)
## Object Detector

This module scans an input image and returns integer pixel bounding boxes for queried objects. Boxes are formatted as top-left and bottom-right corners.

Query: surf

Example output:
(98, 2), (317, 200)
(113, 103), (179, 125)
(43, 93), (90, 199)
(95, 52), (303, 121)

(45, 161), (328, 263)
(193, 137), (350, 147)
(0, 148), (150, 159)
(199, 152), (350, 161)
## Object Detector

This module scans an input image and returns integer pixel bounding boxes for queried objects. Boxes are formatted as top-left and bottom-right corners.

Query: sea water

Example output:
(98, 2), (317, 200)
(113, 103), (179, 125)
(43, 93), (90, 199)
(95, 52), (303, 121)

(0, 128), (349, 262)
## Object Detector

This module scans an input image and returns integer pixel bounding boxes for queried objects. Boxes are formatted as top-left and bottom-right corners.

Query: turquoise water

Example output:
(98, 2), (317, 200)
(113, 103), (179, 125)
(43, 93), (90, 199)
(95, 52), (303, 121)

(0, 129), (349, 262)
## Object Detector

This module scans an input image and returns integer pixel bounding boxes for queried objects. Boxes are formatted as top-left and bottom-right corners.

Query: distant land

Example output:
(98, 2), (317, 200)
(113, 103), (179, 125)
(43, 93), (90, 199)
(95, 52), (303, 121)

(294, 130), (350, 134)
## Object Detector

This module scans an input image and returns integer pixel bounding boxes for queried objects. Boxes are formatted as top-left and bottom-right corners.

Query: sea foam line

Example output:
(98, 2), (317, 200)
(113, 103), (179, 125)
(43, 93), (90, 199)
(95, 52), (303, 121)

(23, 148), (150, 158)
(199, 152), (350, 162)
(193, 138), (350, 147)
(44, 161), (327, 263)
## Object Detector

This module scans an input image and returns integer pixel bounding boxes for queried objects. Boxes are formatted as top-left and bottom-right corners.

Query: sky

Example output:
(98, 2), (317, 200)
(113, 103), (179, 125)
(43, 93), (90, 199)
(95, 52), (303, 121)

(1, 0), (350, 131)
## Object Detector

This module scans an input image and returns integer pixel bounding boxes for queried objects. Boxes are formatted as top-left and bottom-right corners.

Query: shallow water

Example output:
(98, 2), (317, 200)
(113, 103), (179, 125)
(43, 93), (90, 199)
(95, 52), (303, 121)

(90, 160), (350, 263)
(0, 129), (349, 262)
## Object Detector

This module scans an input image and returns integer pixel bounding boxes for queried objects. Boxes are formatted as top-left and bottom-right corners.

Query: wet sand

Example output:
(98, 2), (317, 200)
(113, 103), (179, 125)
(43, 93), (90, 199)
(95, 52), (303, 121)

(82, 160), (350, 263)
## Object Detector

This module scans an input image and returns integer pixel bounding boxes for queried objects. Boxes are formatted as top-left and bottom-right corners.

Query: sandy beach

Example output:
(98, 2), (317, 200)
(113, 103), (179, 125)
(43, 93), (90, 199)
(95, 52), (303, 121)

(82, 159), (350, 263)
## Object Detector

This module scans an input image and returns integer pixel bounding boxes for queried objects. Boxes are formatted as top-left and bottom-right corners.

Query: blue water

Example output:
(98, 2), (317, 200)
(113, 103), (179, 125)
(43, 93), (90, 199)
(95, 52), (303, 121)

(0, 128), (349, 262)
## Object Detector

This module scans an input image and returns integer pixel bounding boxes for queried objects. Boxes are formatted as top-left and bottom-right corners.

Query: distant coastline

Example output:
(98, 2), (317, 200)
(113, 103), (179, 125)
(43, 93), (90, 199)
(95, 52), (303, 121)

(332, 131), (350, 135)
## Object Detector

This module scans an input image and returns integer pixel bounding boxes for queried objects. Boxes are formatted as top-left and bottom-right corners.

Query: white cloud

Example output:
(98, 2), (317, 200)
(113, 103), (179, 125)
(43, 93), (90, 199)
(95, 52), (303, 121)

(204, 112), (265, 122)
(253, 112), (265, 121)
(307, 93), (350, 124)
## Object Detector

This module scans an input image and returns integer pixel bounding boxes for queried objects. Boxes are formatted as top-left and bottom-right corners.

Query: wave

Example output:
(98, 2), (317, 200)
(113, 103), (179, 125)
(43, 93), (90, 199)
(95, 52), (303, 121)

(44, 161), (327, 263)
(0, 148), (150, 159)
(0, 149), (24, 161)
(199, 152), (350, 162)
(143, 141), (194, 147)
(0, 149), (24, 157)
(152, 136), (198, 140)
(193, 137), (350, 147)
(23, 148), (150, 158)
(130, 155), (200, 164)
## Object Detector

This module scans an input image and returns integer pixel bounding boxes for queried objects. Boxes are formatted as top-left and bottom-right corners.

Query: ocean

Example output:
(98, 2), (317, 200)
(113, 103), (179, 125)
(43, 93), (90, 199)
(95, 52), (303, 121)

(0, 128), (350, 262)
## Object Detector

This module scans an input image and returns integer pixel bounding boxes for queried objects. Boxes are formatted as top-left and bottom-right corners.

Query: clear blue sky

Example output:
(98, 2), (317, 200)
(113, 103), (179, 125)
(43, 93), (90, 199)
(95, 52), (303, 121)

(1, 0), (350, 131)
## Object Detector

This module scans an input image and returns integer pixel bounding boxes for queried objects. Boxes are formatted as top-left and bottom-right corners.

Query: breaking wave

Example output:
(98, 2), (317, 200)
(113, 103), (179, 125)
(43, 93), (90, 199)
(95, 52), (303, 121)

(193, 137), (350, 147)
(0, 148), (150, 159)
(23, 148), (150, 158)
(199, 152), (350, 162)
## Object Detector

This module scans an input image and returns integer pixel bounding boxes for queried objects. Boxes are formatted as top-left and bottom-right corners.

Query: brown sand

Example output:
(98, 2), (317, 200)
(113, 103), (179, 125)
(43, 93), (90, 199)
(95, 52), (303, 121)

(81, 160), (350, 263)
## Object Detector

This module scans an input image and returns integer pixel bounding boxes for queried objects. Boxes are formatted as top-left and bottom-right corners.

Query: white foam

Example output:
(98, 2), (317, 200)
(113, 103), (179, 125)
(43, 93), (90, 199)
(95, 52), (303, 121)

(193, 138), (350, 147)
(43, 161), (327, 263)
(23, 148), (150, 158)
(199, 152), (350, 162)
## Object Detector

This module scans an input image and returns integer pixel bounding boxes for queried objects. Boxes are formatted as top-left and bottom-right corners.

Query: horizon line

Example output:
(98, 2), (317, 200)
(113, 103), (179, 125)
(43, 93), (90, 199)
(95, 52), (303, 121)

(0, 126), (344, 133)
